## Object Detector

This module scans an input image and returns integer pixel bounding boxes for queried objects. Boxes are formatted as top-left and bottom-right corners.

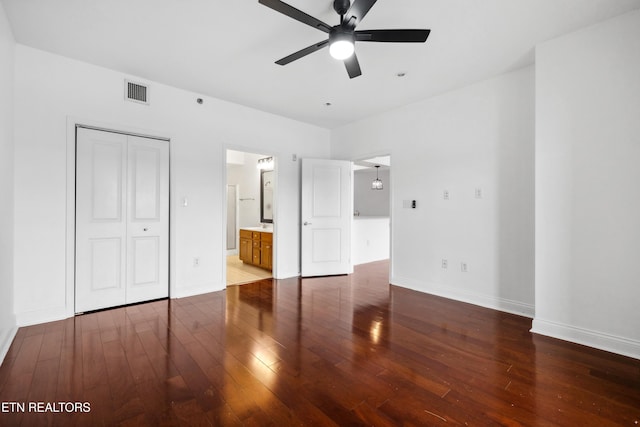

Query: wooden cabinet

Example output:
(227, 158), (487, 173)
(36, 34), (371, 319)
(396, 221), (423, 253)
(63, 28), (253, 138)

(260, 233), (273, 270)
(239, 230), (253, 263)
(239, 229), (272, 271)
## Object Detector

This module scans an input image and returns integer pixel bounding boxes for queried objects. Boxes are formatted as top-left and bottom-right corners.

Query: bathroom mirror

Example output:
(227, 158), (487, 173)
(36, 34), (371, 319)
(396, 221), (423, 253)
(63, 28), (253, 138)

(260, 170), (274, 223)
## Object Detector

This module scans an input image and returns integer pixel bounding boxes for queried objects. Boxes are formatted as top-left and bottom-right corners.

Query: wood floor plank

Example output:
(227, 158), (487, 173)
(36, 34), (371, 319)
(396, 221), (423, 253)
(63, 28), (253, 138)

(2, 260), (639, 426)
(80, 330), (108, 391)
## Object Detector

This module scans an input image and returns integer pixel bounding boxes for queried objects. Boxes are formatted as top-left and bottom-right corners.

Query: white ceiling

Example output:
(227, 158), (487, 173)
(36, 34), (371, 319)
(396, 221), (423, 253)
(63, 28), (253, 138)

(2, 0), (639, 129)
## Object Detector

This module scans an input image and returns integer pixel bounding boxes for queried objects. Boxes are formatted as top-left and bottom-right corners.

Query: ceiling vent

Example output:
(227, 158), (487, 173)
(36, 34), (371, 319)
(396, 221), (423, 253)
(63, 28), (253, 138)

(125, 80), (149, 105)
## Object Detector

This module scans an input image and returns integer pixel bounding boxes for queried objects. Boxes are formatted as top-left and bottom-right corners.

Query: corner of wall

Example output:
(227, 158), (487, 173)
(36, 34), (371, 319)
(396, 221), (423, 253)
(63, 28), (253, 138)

(391, 275), (535, 319)
(0, 0), (17, 366)
(534, 7), (640, 360)
(531, 319), (640, 361)
(0, 319), (17, 364)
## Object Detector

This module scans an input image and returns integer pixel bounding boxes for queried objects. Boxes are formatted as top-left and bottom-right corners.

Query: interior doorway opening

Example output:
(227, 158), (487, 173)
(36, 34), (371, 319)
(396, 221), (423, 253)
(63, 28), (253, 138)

(352, 155), (391, 279)
(225, 149), (275, 286)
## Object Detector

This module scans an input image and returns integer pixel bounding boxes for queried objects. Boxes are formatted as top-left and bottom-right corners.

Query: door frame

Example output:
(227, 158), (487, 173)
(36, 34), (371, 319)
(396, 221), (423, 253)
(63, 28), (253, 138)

(222, 146), (279, 284)
(65, 117), (174, 317)
(351, 151), (393, 284)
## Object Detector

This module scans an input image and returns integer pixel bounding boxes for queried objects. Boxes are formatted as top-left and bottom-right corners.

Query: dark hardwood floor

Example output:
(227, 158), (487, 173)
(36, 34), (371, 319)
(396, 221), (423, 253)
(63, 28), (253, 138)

(1, 260), (639, 426)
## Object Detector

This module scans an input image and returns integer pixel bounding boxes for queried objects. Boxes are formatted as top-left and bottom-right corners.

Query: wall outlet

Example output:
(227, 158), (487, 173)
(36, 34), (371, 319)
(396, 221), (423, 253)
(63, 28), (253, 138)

(292, 153), (297, 162)
(461, 262), (468, 272)
(475, 188), (482, 199)
(443, 190), (450, 200)
(193, 257), (200, 267)
(442, 259), (448, 269)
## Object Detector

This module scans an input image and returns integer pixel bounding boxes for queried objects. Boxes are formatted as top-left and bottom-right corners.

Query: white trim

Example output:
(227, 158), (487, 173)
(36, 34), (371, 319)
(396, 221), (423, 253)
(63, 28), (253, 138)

(172, 282), (224, 299)
(15, 305), (69, 327)
(391, 275), (535, 318)
(274, 271), (300, 280)
(531, 318), (640, 361)
(0, 325), (18, 365)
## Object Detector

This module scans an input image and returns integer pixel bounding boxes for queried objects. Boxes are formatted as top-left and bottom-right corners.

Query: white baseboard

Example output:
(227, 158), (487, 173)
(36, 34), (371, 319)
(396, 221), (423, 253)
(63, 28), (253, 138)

(0, 325), (18, 366)
(531, 318), (640, 360)
(16, 306), (71, 327)
(172, 282), (225, 299)
(274, 271), (300, 280)
(391, 275), (535, 318)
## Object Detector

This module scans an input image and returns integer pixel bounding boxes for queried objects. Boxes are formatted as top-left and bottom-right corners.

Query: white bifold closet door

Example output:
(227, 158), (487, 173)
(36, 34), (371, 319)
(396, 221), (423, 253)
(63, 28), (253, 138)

(75, 127), (169, 313)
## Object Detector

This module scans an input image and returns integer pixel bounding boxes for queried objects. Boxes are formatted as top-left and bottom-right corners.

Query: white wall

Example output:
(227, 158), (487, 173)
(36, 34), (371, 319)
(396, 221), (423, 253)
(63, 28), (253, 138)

(353, 218), (390, 265)
(332, 66), (535, 317)
(13, 45), (329, 325)
(533, 10), (640, 359)
(0, 3), (17, 362)
(354, 168), (390, 217)
(227, 151), (267, 229)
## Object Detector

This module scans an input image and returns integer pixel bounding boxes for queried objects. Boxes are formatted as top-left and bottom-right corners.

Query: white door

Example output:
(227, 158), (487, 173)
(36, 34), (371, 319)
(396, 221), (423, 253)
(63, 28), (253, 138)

(301, 158), (352, 277)
(75, 128), (169, 313)
(125, 135), (170, 305)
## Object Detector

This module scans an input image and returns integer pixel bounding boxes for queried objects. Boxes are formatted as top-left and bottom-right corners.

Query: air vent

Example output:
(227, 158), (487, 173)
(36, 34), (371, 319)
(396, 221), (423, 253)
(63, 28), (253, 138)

(125, 80), (149, 105)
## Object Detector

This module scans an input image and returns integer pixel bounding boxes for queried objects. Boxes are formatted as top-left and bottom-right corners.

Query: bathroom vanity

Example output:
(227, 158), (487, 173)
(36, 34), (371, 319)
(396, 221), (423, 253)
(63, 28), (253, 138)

(239, 227), (273, 271)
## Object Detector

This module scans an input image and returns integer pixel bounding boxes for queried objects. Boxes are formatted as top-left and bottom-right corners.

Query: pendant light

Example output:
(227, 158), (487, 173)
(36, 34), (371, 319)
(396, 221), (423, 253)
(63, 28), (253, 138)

(371, 165), (383, 190)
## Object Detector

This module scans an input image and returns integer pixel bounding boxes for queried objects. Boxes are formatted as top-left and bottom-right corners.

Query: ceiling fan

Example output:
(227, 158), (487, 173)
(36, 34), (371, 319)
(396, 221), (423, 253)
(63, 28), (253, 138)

(258, 0), (431, 79)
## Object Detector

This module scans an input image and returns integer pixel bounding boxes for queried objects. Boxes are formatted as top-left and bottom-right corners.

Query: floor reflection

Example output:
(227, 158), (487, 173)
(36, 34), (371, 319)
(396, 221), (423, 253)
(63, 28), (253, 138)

(3, 260), (639, 425)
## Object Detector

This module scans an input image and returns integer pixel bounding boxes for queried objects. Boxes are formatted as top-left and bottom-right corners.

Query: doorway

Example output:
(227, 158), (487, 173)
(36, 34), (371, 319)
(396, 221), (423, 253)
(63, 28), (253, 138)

(352, 155), (391, 277)
(75, 127), (170, 313)
(225, 149), (275, 286)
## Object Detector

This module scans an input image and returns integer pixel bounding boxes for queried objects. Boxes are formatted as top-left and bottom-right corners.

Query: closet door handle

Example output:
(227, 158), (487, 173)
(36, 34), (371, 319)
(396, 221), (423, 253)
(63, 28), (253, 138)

(303, 222), (312, 226)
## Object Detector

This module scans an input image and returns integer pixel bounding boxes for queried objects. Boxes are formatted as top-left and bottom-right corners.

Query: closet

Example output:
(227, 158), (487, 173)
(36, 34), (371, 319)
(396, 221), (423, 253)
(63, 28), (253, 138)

(75, 127), (169, 313)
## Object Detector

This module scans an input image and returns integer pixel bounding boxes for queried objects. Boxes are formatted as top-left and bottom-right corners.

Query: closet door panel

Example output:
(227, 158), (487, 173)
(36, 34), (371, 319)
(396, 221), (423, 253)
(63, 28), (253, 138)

(75, 128), (127, 312)
(126, 135), (169, 304)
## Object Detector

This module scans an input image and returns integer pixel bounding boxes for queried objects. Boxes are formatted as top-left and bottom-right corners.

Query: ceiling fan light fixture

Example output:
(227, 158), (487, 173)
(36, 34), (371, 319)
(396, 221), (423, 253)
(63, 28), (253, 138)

(259, 0), (430, 78)
(329, 30), (355, 60)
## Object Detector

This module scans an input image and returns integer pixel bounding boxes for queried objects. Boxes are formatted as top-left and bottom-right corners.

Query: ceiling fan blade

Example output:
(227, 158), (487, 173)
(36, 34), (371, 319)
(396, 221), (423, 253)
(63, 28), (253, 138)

(275, 40), (329, 65)
(259, 0), (332, 33)
(344, 53), (362, 79)
(356, 29), (431, 43)
(343, 0), (377, 29)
